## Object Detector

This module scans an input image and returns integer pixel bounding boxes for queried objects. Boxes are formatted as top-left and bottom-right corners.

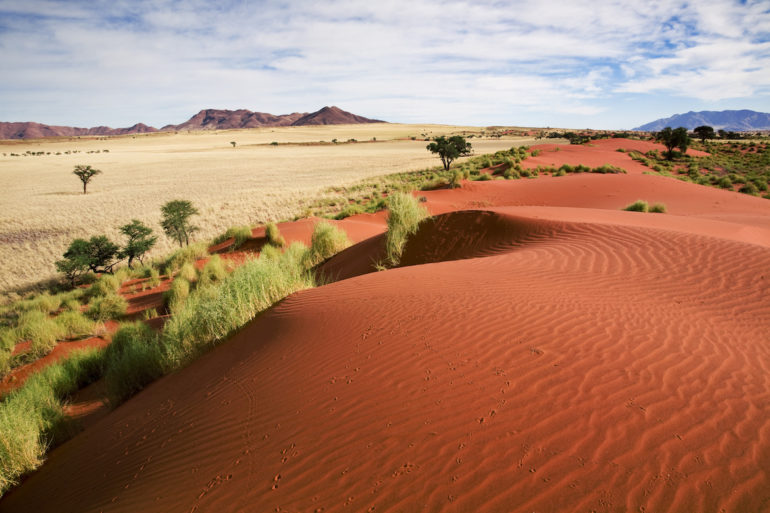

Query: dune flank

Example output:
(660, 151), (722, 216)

(1, 173), (769, 513)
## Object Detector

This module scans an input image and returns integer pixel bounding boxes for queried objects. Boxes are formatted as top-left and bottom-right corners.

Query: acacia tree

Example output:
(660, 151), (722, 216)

(72, 164), (102, 194)
(119, 219), (157, 267)
(657, 127), (690, 160)
(426, 136), (472, 170)
(693, 125), (715, 143)
(56, 235), (119, 285)
(161, 200), (199, 247)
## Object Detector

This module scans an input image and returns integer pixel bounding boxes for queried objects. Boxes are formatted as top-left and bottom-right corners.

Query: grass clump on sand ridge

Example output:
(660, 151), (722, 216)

(177, 262), (198, 283)
(265, 222), (286, 248)
(15, 310), (66, 358)
(303, 222), (351, 269)
(0, 347), (103, 495)
(198, 255), (228, 287)
(650, 203), (667, 213)
(164, 277), (191, 313)
(87, 293), (127, 322)
(161, 242), (314, 368)
(103, 322), (164, 406)
(54, 310), (96, 340)
(623, 200), (650, 212)
(385, 192), (429, 267)
(212, 225), (253, 250)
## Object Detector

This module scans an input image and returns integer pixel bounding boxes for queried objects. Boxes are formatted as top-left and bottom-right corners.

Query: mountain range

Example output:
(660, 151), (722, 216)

(0, 106), (384, 140)
(634, 109), (770, 132)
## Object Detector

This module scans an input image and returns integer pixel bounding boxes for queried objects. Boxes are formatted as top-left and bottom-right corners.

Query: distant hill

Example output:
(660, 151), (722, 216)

(0, 106), (384, 140)
(634, 110), (770, 132)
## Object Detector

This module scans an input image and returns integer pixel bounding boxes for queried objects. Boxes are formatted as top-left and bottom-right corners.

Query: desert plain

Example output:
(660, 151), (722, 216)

(0, 126), (769, 513)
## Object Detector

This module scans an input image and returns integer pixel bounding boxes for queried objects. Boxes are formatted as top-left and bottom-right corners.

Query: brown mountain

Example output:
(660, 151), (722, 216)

(0, 121), (158, 140)
(0, 106), (384, 140)
(291, 105), (383, 125)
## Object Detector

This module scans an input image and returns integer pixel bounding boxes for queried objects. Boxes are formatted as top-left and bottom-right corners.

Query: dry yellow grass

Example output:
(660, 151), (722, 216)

(0, 123), (535, 295)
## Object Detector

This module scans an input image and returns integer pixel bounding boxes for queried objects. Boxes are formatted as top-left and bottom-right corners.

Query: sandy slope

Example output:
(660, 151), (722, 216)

(2, 175), (770, 512)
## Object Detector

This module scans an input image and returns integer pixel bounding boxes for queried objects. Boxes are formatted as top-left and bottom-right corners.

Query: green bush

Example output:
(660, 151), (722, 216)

(87, 293), (128, 322)
(164, 277), (190, 313)
(0, 347), (103, 494)
(265, 222), (286, 247)
(163, 242), (208, 274)
(718, 176), (733, 189)
(89, 274), (120, 298)
(103, 322), (164, 405)
(177, 262), (198, 283)
(449, 169), (463, 189)
(302, 222), (351, 268)
(739, 182), (760, 195)
(213, 225), (252, 250)
(54, 310), (95, 339)
(650, 203), (667, 213)
(161, 242), (314, 368)
(623, 200), (650, 212)
(385, 192), (429, 266)
(198, 255), (228, 287)
(16, 311), (65, 357)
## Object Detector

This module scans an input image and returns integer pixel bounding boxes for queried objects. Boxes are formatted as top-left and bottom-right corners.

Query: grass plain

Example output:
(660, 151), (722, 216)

(0, 123), (529, 296)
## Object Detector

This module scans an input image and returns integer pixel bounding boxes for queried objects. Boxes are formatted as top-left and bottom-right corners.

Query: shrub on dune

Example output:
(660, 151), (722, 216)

(385, 192), (429, 266)
(624, 200), (650, 212)
(103, 322), (164, 405)
(163, 242), (208, 274)
(87, 293), (127, 322)
(54, 310), (95, 339)
(177, 262), (198, 283)
(265, 222), (286, 248)
(89, 274), (120, 298)
(650, 203), (667, 213)
(213, 225), (253, 250)
(16, 311), (65, 357)
(161, 242), (314, 368)
(0, 347), (103, 494)
(198, 255), (228, 287)
(302, 222), (351, 269)
(164, 277), (191, 313)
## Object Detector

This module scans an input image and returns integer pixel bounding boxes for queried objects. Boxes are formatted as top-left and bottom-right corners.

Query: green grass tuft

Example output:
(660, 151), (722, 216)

(385, 192), (429, 266)
(89, 274), (121, 298)
(177, 262), (198, 283)
(650, 203), (667, 213)
(103, 322), (164, 406)
(302, 222), (351, 269)
(15, 311), (65, 358)
(87, 293), (127, 322)
(265, 222), (286, 248)
(164, 277), (191, 313)
(213, 225), (253, 250)
(623, 200), (650, 212)
(198, 255), (228, 287)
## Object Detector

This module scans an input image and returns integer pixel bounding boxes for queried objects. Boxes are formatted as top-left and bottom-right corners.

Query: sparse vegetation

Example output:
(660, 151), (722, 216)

(212, 225), (252, 250)
(624, 200), (650, 212)
(72, 164), (101, 194)
(161, 200), (200, 248)
(385, 192), (429, 266)
(303, 222), (351, 268)
(265, 222), (286, 248)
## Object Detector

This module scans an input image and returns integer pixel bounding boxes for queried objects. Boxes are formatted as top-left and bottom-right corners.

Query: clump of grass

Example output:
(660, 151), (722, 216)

(0, 349), (10, 378)
(103, 322), (164, 405)
(54, 310), (95, 339)
(14, 292), (62, 315)
(265, 222), (286, 248)
(87, 293), (127, 322)
(449, 169), (463, 189)
(161, 242), (314, 368)
(623, 200), (650, 212)
(164, 277), (191, 313)
(16, 310), (65, 357)
(177, 262), (198, 283)
(213, 225), (253, 250)
(163, 242), (209, 274)
(0, 347), (103, 494)
(146, 268), (161, 289)
(62, 298), (82, 312)
(385, 192), (429, 266)
(89, 274), (121, 298)
(302, 222), (351, 268)
(198, 255), (228, 287)
(650, 203), (667, 213)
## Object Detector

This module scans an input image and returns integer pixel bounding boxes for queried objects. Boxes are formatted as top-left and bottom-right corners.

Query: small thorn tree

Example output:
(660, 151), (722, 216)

(693, 125), (715, 143)
(119, 219), (157, 267)
(161, 199), (200, 247)
(656, 127), (690, 160)
(73, 164), (102, 194)
(426, 136), (472, 170)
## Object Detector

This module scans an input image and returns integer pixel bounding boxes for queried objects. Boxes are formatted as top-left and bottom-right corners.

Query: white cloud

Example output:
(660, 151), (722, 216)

(0, 0), (768, 127)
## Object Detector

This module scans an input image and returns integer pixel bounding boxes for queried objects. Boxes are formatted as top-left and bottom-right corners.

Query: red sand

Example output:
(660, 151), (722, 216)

(524, 138), (709, 175)
(2, 169), (770, 512)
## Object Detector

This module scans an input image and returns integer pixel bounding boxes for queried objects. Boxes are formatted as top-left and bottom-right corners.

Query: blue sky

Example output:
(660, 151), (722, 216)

(1, 0), (769, 129)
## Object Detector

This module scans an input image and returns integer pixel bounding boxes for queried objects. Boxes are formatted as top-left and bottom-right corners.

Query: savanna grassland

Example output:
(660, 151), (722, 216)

(0, 123), (531, 295)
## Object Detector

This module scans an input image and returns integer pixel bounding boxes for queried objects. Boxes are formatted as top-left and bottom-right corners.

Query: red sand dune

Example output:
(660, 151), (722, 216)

(523, 138), (709, 175)
(2, 172), (770, 512)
